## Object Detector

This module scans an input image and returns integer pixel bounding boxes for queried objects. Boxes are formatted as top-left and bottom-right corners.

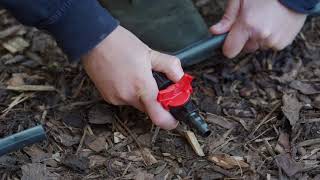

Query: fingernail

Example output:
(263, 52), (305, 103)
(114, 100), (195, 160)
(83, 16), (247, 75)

(212, 23), (223, 31)
(167, 120), (179, 130)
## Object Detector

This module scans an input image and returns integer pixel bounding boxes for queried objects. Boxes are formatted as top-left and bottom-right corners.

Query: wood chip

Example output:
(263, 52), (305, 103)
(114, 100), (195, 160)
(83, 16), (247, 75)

(141, 148), (158, 165)
(0, 25), (22, 39)
(3, 37), (29, 53)
(184, 131), (205, 157)
(114, 132), (126, 144)
(6, 73), (26, 86)
(206, 113), (235, 129)
(21, 163), (48, 180)
(6, 85), (56, 91)
(85, 136), (107, 153)
(208, 154), (249, 169)
(88, 155), (108, 168)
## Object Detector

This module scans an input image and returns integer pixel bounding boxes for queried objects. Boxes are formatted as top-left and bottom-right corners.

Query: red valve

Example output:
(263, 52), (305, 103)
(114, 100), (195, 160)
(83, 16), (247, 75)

(157, 74), (193, 110)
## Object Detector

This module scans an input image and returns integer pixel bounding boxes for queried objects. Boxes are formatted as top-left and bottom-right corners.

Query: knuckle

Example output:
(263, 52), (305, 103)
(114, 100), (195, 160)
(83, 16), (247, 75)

(222, 14), (234, 22)
(170, 57), (181, 68)
(117, 91), (131, 102)
(258, 30), (271, 39)
(243, 16), (255, 29)
(266, 37), (278, 48)
(103, 96), (120, 105)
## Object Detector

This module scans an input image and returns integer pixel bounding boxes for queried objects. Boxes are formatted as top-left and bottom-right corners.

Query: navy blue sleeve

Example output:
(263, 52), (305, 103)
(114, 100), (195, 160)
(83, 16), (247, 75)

(0, 0), (119, 61)
(280, 0), (319, 14)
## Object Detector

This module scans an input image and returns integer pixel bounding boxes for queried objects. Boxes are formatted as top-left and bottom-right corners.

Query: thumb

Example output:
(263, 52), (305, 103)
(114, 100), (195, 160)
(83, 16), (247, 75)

(150, 51), (184, 82)
(210, 0), (241, 34)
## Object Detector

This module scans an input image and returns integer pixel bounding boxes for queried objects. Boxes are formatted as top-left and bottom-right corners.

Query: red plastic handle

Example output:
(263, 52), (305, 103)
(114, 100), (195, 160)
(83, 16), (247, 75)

(157, 74), (193, 110)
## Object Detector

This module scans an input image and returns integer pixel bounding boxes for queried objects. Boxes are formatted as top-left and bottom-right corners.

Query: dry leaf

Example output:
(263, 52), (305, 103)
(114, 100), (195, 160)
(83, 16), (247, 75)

(282, 93), (303, 127)
(290, 80), (320, 95)
(275, 153), (303, 177)
(88, 104), (114, 125)
(58, 134), (81, 147)
(208, 154), (249, 169)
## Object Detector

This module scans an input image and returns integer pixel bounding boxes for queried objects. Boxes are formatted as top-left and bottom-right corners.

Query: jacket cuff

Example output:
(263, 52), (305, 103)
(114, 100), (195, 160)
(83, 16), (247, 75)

(40, 0), (118, 62)
(279, 0), (319, 14)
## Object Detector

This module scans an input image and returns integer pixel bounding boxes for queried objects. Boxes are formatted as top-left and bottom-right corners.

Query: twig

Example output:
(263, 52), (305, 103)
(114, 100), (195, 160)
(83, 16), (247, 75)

(121, 162), (132, 177)
(246, 127), (273, 145)
(5, 85), (56, 91)
(1, 93), (34, 119)
(264, 139), (276, 157)
(250, 103), (281, 136)
(76, 126), (88, 155)
(151, 127), (160, 145)
(298, 138), (320, 147)
(114, 115), (149, 166)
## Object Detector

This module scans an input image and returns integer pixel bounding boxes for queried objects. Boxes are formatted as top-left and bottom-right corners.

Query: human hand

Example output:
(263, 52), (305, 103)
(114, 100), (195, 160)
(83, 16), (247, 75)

(82, 26), (184, 130)
(210, 0), (307, 58)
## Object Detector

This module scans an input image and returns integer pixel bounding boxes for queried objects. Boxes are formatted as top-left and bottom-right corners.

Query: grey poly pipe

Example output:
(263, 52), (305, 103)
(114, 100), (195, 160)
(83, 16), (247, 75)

(0, 125), (47, 156)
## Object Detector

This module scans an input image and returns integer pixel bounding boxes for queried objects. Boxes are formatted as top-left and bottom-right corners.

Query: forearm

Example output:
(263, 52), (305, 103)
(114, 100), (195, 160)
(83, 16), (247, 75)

(280, 0), (319, 14)
(0, 0), (118, 61)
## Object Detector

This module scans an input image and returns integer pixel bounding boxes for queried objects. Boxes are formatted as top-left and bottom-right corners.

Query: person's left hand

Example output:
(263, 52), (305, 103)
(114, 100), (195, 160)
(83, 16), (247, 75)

(210, 0), (307, 58)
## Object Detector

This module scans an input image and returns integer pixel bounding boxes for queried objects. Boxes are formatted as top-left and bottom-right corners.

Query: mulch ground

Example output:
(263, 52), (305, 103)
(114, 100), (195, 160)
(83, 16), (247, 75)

(1, 1), (320, 179)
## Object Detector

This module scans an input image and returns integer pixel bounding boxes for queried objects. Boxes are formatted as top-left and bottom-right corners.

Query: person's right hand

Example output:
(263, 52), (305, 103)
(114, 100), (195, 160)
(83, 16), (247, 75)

(82, 26), (184, 130)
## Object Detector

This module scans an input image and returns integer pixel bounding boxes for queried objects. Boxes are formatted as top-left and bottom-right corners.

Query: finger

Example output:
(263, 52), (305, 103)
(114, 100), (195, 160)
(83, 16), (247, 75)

(150, 50), (184, 82)
(138, 72), (178, 130)
(102, 94), (127, 106)
(243, 38), (260, 53)
(129, 98), (146, 112)
(210, 0), (241, 34)
(223, 21), (250, 58)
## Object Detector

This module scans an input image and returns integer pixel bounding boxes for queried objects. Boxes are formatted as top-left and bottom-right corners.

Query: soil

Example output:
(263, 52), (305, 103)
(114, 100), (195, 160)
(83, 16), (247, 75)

(1, 1), (320, 179)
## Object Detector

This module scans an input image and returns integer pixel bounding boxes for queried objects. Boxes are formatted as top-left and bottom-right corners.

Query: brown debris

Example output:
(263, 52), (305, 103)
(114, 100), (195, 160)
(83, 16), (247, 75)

(208, 154), (249, 169)
(1, 2), (320, 179)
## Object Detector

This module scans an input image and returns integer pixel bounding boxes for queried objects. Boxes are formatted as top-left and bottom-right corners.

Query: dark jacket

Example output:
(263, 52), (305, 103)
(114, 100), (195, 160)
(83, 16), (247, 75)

(0, 0), (318, 61)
